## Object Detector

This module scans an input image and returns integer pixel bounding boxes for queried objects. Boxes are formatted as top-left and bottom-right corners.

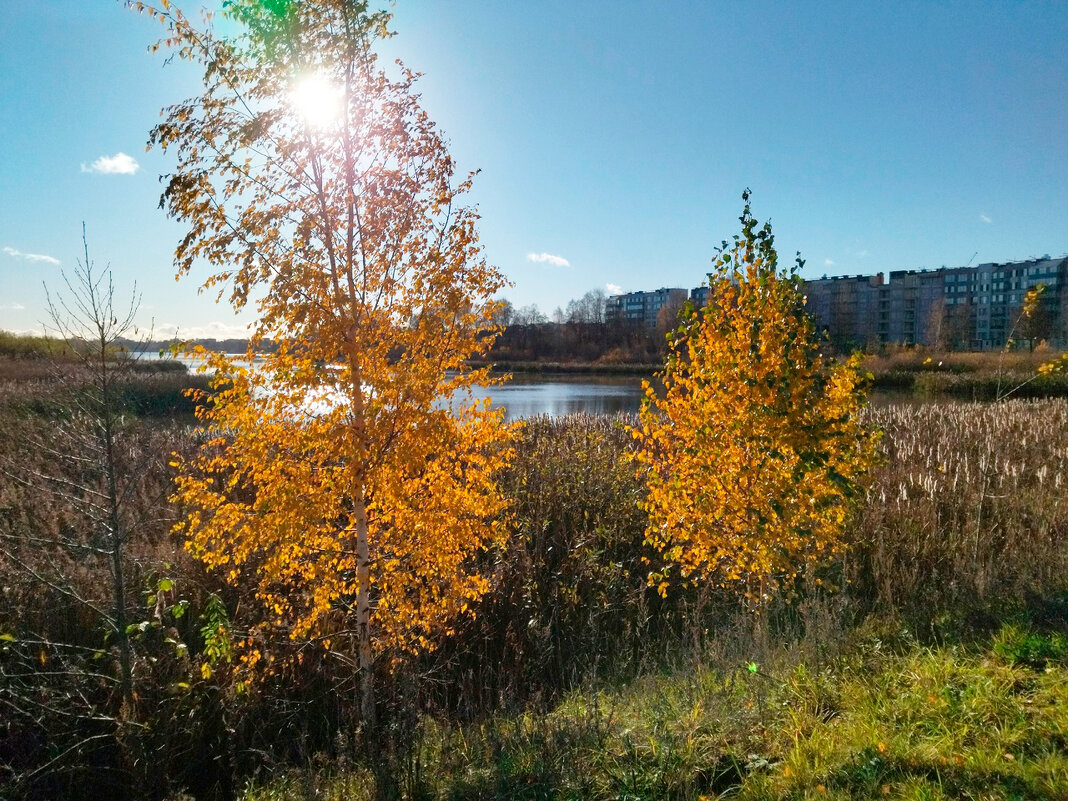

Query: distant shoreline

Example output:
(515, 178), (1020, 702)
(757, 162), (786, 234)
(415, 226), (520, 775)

(467, 360), (658, 377)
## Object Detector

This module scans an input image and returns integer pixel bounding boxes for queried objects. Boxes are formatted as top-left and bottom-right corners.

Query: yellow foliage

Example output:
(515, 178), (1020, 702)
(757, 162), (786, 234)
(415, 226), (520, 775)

(631, 192), (877, 598)
(175, 355), (514, 655)
(150, 1), (515, 681)
(1038, 354), (1068, 376)
(1021, 285), (1045, 319)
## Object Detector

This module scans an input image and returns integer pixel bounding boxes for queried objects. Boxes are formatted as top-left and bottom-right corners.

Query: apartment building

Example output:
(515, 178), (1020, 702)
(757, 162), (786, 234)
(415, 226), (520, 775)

(607, 257), (1068, 349)
(605, 287), (689, 328)
(804, 273), (886, 348)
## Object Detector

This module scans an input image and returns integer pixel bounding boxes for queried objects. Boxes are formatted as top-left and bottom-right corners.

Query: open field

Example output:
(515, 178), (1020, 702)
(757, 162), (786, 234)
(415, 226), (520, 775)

(1, 360), (1066, 799)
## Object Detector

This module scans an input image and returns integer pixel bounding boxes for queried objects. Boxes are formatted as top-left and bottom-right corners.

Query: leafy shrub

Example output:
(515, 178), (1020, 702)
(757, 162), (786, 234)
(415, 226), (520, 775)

(992, 623), (1068, 668)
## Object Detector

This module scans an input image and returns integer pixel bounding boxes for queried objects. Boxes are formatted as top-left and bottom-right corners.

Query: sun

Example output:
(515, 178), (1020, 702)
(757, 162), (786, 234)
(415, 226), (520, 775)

(290, 74), (343, 130)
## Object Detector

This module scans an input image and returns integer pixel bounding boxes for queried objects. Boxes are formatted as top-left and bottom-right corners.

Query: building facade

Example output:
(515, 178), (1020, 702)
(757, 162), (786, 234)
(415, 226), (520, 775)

(608, 256), (1068, 349)
(868, 257), (1067, 349)
(804, 273), (886, 349)
(605, 287), (689, 328)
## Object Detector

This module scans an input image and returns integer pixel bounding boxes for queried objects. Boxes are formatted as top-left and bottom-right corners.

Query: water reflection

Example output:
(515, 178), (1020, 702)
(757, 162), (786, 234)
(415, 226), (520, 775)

(144, 356), (944, 422)
(157, 354), (647, 421)
(460, 380), (916, 420)
(459, 376), (645, 421)
(156, 354), (919, 420)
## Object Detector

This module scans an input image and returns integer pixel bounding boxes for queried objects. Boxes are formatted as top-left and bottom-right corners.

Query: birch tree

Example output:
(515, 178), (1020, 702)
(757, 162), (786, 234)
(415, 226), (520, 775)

(632, 193), (876, 602)
(142, 0), (513, 734)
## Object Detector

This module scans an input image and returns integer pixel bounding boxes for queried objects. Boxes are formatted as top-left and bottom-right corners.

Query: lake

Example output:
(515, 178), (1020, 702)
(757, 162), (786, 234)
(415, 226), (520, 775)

(461, 375), (645, 420)
(459, 375), (917, 418)
(152, 354), (647, 421)
(152, 354), (918, 420)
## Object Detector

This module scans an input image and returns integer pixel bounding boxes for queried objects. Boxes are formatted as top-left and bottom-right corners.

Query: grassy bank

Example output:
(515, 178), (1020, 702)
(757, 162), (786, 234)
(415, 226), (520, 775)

(471, 350), (1068, 400)
(240, 399), (1068, 799)
(857, 350), (1068, 400)
(0, 354), (206, 418)
(242, 620), (1068, 800)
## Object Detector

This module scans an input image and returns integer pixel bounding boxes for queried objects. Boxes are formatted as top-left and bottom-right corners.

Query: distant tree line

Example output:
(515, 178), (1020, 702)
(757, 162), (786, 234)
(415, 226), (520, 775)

(486, 288), (674, 364)
(0, 332), (264, 360)
(115, 288), (678, 367)
(113, 337), (272, 356)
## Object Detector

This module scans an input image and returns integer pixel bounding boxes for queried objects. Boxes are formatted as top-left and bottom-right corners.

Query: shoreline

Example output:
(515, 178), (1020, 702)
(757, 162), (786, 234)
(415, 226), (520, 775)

(467, 360), (658, 377)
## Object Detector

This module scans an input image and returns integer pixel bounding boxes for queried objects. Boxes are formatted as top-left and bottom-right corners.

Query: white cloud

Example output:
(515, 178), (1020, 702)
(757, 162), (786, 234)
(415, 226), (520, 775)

(856, 249), (870, 258)
(526, 252), (570, 268)
(824, 258), (835, 266)
(605, 283), (623, 295)
(980, 213), (992, 224)
(0, 302), (26, 311)
(157, 320), (254, 340)
(81, 152), (140, 175)
(3, 246), (60, 265)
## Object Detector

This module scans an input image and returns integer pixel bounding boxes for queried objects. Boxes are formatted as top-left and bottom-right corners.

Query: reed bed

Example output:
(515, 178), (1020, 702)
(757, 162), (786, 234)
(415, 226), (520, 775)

(851, 399), (1068, 630)
(424, 400), (1068, 723)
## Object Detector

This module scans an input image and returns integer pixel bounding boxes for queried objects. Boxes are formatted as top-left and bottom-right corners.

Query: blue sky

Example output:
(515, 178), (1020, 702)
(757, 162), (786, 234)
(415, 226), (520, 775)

(2, 1), (1066, 336)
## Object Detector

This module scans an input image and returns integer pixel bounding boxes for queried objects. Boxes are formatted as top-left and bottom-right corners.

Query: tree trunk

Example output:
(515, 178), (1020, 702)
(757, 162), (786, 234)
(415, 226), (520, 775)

(98, 339), (133, 714)
(353, 484), (375, 737)
(346, 351), (376, 746)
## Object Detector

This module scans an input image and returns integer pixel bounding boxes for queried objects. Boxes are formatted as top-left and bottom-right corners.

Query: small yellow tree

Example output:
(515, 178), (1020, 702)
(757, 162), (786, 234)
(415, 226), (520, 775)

(632, 192), (876, 601)
(142, 0), (513, 730)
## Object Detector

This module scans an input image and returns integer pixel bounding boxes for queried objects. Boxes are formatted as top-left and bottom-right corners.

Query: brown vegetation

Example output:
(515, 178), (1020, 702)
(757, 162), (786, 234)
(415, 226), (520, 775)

(2, 355), (1066, 798)
(849, 399), (1068, 630)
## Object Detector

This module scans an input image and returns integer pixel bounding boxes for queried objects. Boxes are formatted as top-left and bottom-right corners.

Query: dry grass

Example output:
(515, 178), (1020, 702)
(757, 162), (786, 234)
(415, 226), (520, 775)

(851, 399), (1068, 631)
(3, 394), (1067, 798)
(862, 349), (1066, 376)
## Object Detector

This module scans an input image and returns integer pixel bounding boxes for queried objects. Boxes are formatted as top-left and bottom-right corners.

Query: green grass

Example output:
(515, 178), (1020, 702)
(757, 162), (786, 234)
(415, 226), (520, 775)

(992, 624), (1068, 670)
(0, 331), (80, 359)
(239, 622), (1068, 800)
(745, 639), (1068, 800)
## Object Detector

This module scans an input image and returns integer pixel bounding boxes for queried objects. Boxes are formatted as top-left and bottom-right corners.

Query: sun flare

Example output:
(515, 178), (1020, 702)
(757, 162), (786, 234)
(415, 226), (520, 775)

(290, 74), (342, 130)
